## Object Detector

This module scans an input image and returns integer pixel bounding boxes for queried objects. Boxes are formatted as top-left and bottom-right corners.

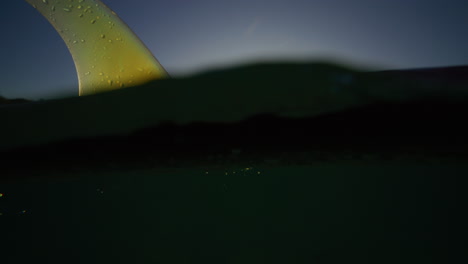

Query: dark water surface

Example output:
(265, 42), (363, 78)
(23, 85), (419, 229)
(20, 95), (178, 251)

(1, 159), (466, 263)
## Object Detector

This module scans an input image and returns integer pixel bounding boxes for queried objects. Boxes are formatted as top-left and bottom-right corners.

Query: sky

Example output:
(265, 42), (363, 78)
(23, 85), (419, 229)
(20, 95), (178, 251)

(1, 0), (468, 99)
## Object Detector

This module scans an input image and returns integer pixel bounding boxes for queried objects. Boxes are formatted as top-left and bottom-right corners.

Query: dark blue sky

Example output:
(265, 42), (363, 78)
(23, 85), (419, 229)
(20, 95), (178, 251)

(1, 0), (468, 99)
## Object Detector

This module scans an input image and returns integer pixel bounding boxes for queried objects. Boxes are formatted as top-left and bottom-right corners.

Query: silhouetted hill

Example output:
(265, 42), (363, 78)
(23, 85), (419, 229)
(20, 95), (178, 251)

(1, 98), (468, 180)
(1, 62), (468, 180)
(377, 65), (468, 83)
(0, 62), (367, 151)
(0, 96), (31, 105)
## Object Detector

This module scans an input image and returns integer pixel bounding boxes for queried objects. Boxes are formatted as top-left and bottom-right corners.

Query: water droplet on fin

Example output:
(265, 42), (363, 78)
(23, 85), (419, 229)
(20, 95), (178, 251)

(29, 0), (168, 96)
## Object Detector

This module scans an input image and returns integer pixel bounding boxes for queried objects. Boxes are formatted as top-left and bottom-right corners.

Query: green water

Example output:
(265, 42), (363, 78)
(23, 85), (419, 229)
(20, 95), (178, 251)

(1, 160), (466, 263)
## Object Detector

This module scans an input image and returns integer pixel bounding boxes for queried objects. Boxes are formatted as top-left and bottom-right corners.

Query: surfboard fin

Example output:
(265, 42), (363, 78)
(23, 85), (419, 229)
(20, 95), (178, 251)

(25, 0), (168, 96)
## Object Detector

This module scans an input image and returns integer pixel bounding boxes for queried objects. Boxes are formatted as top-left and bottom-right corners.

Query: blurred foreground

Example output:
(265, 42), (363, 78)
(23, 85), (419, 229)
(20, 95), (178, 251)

(1, 61), (467, 263)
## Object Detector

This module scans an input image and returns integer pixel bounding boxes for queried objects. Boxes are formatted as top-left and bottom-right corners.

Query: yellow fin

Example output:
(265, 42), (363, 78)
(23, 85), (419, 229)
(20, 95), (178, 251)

(26, 0), (168, 95)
